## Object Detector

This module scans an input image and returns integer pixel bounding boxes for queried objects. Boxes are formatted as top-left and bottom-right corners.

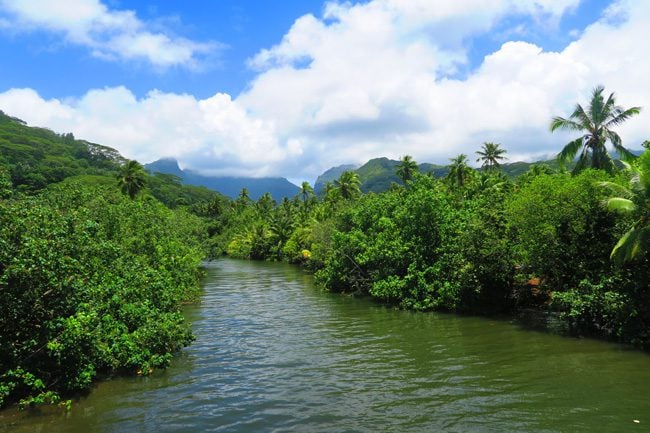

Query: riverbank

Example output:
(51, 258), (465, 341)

(3, 259), (648, 433)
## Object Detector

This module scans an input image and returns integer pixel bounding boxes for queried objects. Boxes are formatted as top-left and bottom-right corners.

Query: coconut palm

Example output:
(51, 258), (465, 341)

(117, 160), (146, 199)
(299, 181), (314, 204)
(476, 142), (507, 171)
(256, 192), (275, 217)
(396, 155), (418, 184)
(446, 154), (474, 189)
(600, 151), (650, 263)
(551, 86), (641, 174)
(334, 171), (361, 200)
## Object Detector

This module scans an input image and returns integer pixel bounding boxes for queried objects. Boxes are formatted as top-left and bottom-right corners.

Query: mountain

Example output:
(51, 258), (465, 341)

(0, 111), (218, 207)
(0, 110), (124, 191)
(313, 157), (450, 194)
(355, 157), (401, 193)
(145, 158), (300, 200)
(313, 157), (563, 195)
(313, 163), (357, 195)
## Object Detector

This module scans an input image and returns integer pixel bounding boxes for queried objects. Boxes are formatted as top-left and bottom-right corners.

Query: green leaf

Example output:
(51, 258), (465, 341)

(605, 197), (636, 213)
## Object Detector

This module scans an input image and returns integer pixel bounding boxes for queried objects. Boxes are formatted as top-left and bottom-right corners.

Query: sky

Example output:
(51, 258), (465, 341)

(0, 0), (648, 184)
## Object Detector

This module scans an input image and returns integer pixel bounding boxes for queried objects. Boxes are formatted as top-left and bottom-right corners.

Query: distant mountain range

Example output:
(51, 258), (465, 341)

(313, 157), (554, 195)
(150, 149), (646, 201)
(145, 158), (300, 201)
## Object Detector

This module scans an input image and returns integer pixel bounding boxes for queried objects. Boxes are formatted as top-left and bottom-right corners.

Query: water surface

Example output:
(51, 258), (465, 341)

(2, 259), (649, 432)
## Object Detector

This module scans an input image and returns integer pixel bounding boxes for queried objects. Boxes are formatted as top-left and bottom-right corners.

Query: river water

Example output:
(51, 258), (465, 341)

(2, 259), (649, 432)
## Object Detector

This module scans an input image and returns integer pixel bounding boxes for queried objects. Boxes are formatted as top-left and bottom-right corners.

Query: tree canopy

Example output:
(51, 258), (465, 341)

(551, 85), (641, 174)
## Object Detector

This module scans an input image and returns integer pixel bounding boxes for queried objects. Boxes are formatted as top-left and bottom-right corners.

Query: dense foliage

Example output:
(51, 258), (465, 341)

(0, 114), (212, 409)
(0, 180), (206, 408)
(211, 147), (650, 349)
(1, 81), (648, 411)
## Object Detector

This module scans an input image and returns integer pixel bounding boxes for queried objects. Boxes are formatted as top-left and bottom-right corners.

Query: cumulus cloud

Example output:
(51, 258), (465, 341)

(239, 0), (649, 175)
(0, 0), (216, 68)
(0, 87), (291, 177)
(0, 0), (648, 180)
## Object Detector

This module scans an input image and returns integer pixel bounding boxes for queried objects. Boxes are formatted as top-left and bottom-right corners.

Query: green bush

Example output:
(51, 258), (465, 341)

(0, 182), (205, 408)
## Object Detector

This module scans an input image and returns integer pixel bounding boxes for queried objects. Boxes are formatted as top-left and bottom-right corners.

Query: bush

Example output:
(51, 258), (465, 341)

(0, 182), (205, 408)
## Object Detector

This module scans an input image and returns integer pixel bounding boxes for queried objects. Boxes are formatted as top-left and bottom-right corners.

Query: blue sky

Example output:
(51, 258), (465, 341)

(0, 0), (648, 182)
(0, 0), (328, 98)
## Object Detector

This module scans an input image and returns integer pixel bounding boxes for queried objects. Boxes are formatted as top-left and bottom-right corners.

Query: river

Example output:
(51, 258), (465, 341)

(2, 258), (649, 432)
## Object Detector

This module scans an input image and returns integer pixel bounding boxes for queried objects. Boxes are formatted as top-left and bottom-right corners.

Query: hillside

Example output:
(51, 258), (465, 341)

(146, 158), (300, 200)
(313, 163), (358, 194)
(0, 111), (217, 207)
(313, 157), (538, 195)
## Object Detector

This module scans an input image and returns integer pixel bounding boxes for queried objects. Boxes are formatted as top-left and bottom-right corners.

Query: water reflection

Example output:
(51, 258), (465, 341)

(2, 259), (649, 433)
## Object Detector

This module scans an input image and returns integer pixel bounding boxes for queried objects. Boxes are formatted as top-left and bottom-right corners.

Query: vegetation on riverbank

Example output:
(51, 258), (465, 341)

(1, 86), (648, 409)
(0, 113), (210, 409)
(211, 88), (650, 349)
(214, 161), (649, 349)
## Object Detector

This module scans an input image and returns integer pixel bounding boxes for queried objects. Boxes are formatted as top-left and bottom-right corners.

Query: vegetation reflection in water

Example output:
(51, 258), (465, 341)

(2, 258), (649, 433)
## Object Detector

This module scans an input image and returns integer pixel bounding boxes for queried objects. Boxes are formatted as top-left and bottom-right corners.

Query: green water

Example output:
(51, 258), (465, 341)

(2, 259), (649, 432)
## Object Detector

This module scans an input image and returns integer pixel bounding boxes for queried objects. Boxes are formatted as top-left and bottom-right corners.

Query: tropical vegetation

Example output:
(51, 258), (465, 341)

(476, 142), (507, 171)
(551, 85), (641, 173)
(1, 85), (649, 410)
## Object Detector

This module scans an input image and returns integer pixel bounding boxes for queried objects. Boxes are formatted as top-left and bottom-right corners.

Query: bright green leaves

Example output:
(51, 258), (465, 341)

(0, 181), (204, 408)
(601, 150), (650, 263)
(316, 175), (515, 313)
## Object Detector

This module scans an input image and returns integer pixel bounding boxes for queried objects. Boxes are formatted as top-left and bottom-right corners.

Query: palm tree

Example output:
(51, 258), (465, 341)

(600, 151), (650, 263)
(334, 171), (361, 200)
(551, 85), (641, 174)
(446, 154), (474, 189)
(299, 181), (314, 204)
(476, 142), (507, 171)
(117, 160), (146, 199)
(396, 155), (418, 184)
(256, 192), (275, 218)
(239, 187), (250, 201)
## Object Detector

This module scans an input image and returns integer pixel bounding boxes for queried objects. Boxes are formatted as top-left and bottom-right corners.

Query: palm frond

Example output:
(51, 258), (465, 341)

(605, 106), (642, 128)
(610, 227), (639, 263)
(599, 181), (634, 198)
(638, 152), (650, 193)
(589, 86), (606, 125)
(550, 116), (584, 132)
(605, 197), (636, 213)
(603, 92), (618, 119)
(569, 103), (592, 127)
(557, 137), (584, 164)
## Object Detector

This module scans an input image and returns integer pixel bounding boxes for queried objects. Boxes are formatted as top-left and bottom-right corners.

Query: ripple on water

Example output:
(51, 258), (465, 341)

(3, 258), (650, 433)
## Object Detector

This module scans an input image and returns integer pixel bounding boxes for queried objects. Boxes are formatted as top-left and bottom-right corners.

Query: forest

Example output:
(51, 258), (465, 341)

(1, 86), (649, 410)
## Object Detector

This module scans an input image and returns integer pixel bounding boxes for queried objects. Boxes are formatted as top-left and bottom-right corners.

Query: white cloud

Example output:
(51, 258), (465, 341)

(1, 0), (649, 181)
(238, 0), (649, 175)
(0, 86), (287, 177)
(0, 0), (216, 68)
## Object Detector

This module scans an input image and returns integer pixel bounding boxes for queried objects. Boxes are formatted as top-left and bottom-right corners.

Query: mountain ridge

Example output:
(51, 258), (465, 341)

(145, 158), (300, 200)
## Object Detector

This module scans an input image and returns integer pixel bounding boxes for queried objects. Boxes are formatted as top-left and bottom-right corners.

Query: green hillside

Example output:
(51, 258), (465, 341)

(0, 111), (218, 207)
(314, 163), (357, 194)
(314, 156), (562, 195)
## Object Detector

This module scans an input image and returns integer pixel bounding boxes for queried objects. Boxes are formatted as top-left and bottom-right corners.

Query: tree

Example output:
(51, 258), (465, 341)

(256, 192), (275, 218)
(334, 171), (361, 200)
(117, 160), (146, 199)
(601, 151), (650, 263)
(551, 85), (641, 174)
(476, 142), (507, 171)
(299, 181), (314, 204)
(396, 155), (418, 184)
(446, 154), (474, 189)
